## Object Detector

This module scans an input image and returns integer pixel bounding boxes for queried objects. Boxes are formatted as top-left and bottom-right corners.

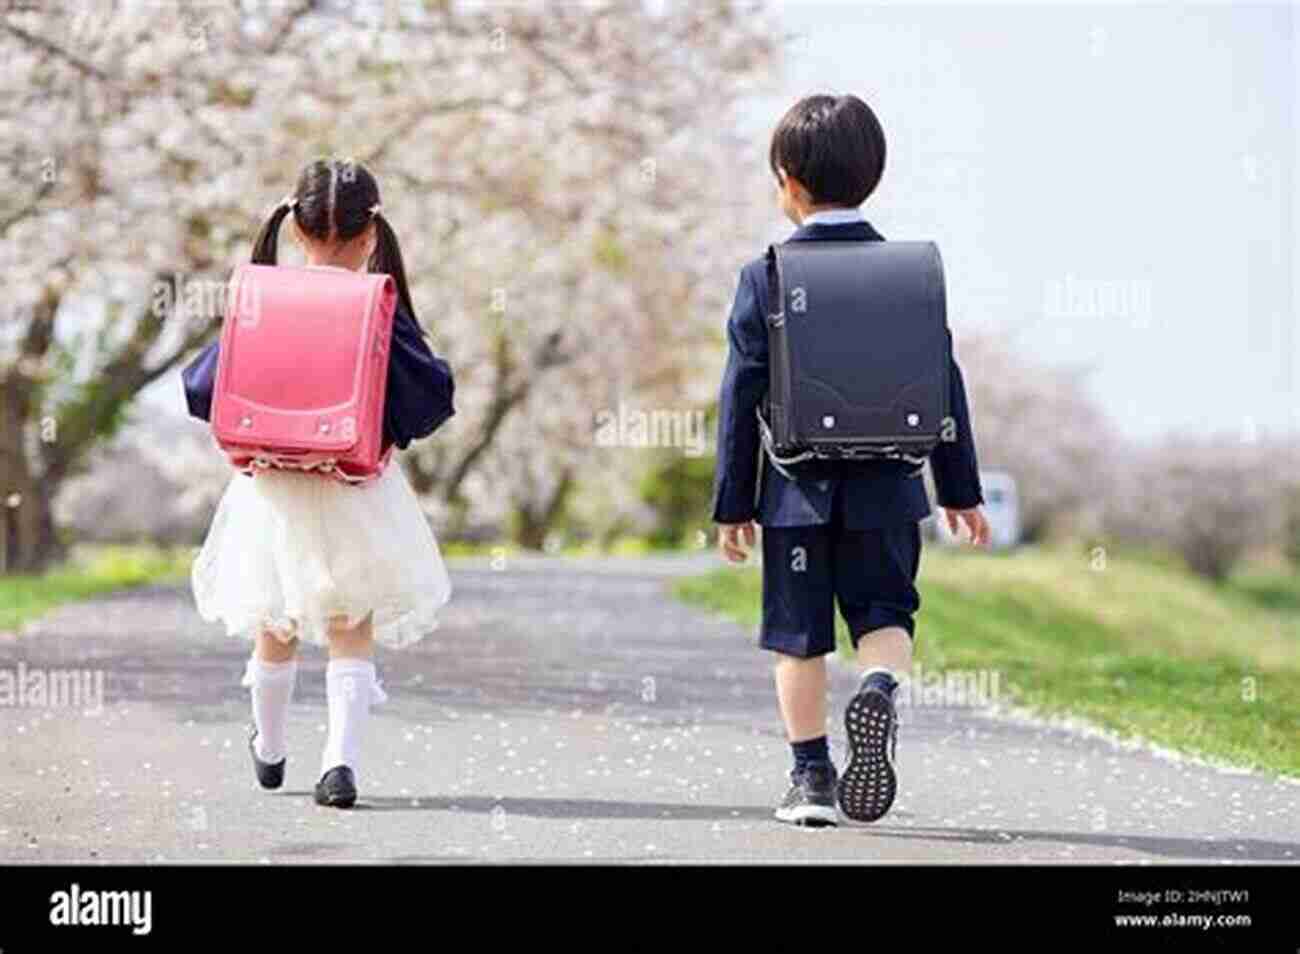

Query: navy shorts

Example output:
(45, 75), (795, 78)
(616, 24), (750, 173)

(759, 519), (922, 659)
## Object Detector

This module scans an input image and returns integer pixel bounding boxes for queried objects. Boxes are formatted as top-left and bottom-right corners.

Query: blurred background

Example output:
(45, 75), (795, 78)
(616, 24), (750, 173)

(1, 0), (1296, 582)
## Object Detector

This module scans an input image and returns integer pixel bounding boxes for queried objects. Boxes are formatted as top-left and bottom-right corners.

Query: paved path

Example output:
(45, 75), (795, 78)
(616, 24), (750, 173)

(1, 556), (1296, 863)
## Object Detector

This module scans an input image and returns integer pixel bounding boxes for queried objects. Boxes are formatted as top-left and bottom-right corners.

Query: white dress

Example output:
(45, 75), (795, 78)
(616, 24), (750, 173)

(191, 460), (452, 649)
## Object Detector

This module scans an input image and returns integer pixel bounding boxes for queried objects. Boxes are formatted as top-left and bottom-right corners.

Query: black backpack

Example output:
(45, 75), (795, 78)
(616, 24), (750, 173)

(757, 239), (952, 480)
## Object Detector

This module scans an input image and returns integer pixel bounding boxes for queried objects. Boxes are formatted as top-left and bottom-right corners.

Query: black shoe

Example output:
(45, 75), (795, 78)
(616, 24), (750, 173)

(247, 727), (285, 790)
(314, 765), (357, 808)
(774, 761), (839, 827)
(838, 683), (899, 822)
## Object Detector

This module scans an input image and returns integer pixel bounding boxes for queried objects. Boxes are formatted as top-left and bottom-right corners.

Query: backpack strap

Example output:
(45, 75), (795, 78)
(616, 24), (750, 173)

(764, 243), (783, 327)
(757, 243), (806, 481)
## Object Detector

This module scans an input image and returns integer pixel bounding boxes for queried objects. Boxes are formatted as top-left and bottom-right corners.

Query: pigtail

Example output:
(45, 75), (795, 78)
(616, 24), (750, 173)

(251, 201), (293, 265)
(368, 212), (423, 333)
(271, 160), (420, 330)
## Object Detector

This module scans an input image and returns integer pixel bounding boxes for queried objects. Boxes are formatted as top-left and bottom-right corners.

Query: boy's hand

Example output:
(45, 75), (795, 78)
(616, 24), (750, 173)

(944, 506), (991, 546)
(717, 521), (757, 563)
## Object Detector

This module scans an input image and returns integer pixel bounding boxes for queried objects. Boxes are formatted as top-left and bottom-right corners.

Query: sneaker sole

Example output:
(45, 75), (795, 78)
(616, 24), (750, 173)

(774, 803), (839, 827)
(839, 688), (897, 822)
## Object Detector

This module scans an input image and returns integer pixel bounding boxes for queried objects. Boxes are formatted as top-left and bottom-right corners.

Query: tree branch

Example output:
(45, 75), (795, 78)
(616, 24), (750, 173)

(1, 19), (109, 81)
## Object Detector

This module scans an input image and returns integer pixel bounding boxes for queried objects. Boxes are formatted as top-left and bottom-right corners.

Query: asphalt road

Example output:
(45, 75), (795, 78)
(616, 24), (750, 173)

(1, 555), (1296, 863)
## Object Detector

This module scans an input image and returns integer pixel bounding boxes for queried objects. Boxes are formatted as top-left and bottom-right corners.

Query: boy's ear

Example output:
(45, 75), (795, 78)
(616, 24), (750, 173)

(778, 167), (810, 203)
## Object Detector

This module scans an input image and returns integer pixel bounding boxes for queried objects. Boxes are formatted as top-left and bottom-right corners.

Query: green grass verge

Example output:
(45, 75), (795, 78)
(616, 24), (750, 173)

(673, 545), (1300, 778)
(0, 544), (193, 632)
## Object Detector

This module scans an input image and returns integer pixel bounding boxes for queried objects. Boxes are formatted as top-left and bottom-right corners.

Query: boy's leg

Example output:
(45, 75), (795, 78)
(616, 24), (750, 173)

(760, 522), (836, 743)
(835, 522), (922, 822)
(761, 523), (839, 826)
(774, 654), (827, 744)
(855, 626), (912, 679)
(840, 521), (922, 681)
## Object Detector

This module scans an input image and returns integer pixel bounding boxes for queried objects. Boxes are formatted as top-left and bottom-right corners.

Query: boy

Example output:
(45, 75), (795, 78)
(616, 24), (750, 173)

(712, 94), (989, 827)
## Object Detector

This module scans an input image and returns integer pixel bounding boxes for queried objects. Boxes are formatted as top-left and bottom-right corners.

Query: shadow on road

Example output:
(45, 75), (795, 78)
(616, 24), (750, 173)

(275, 792), (780, 821)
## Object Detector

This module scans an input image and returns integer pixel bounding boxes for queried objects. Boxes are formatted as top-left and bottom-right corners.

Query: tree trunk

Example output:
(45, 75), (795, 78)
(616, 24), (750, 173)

(0, 285), (62, 575)
(0, 277), (214, 575)
(514, 509), (548, 551)
(36, 477), (66, 568)
(0, 375), (50, 574)
(513, 468), (575, 551)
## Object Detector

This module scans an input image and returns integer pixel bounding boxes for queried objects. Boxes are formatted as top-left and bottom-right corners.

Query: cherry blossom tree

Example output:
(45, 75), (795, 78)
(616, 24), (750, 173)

(0, 0), (776, 568)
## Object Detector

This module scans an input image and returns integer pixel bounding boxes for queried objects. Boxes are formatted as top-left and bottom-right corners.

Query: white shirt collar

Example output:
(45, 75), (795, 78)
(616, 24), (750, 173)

(801, 207), (865, 227)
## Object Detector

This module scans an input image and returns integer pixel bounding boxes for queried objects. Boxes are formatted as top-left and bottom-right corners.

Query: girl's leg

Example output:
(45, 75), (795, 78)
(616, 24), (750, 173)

(325, 610), (374, 660)
(255, 626), (299, 662)
(248, 626), (299, 763)
(320, 611), (381, 780)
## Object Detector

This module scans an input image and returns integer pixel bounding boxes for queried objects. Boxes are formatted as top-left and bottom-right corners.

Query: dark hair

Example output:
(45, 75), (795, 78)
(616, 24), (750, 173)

(768, 94), (886, 207)
(250, 158), (422, 330)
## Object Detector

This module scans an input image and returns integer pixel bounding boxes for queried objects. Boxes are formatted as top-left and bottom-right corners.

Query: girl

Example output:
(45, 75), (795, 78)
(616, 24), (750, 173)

(182, 158), (455, 809)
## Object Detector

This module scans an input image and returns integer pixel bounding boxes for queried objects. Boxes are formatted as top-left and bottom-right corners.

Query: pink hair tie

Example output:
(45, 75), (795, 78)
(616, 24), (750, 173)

(369, 202), (383, 217)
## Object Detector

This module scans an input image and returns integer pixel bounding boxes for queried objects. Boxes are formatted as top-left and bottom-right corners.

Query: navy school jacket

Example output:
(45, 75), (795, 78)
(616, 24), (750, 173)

(711, 219), (983, 529)
(181, 301), (455, 454)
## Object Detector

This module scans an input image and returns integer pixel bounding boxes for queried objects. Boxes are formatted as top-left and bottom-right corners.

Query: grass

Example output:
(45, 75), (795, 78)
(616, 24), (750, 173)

(0, 544), (193, 632)
(1226, 565), (1300, 616)
(674, 544), (1300, 778)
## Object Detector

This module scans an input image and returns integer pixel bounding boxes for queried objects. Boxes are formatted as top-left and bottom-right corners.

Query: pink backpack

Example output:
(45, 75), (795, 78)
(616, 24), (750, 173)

(211, 263), (396, 484)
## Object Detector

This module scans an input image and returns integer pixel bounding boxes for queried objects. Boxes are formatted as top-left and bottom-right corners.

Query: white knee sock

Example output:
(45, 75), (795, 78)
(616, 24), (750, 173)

(241, 656), (298, 763)
(320, 658), (388, 779)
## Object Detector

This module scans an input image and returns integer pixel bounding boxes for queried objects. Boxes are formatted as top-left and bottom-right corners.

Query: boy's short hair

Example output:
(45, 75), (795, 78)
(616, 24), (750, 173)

(769, 94), (886, 207)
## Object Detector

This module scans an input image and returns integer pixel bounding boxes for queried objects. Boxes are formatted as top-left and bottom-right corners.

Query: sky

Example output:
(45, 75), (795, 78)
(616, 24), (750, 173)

(748, 1), (1298, 442)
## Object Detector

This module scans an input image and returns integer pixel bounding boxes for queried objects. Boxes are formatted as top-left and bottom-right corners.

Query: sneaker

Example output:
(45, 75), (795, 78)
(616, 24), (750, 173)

(314, 765), (357, 808)
(247, 726), (285, 790)
(774, 762), (839, 827)
(838, 683), (899, 822)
